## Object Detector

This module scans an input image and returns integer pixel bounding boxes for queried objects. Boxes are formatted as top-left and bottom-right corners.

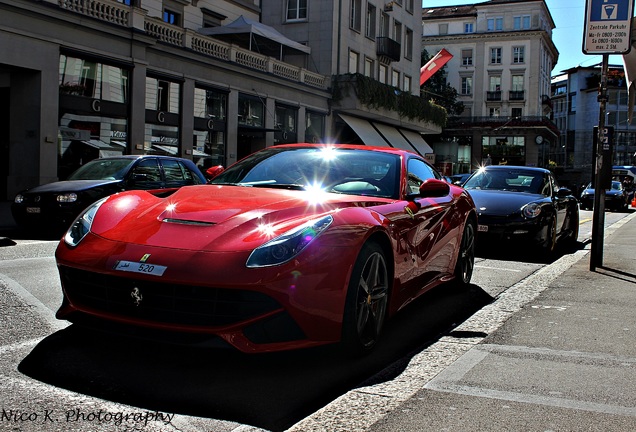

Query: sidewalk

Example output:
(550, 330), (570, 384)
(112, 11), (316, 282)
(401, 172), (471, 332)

(367, 211), (636, 431)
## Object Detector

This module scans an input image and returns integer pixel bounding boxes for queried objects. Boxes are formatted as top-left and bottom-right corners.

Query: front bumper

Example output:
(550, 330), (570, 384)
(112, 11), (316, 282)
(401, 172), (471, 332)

(55, 233), (354, 353)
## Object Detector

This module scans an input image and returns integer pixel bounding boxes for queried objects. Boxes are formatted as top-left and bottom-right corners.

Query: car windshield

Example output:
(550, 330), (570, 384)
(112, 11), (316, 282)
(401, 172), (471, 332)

(464, 168), (549, 195)
(211, 147), (401, 199)
(67, 158), (135, 180)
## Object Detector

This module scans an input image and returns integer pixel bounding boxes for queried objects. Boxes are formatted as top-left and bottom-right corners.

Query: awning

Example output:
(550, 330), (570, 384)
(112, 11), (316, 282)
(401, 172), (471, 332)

(198, 15), (310, 60)
(372, 123), (417, 153)
(81, 140), (124, 158)
(152, 144), (209, 157)
(399, 129), (434, 155)
(339, 114), (390, 147)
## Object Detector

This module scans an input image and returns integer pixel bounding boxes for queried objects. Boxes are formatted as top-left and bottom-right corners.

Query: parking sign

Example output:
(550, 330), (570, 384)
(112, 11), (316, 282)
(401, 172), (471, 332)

(583, 0), (634, 54)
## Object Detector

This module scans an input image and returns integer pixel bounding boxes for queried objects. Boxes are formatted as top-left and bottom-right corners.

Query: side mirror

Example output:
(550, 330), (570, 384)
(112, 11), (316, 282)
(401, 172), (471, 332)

(557, 187), (572, 198)
(206, 165), (225, 180)
(419, 178), (451, 198)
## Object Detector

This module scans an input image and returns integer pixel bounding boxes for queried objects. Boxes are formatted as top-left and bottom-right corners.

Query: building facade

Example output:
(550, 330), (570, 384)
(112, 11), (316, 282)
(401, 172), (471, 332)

(421, 0), (559, 175)
(552, 64), (636, 187)
(1, 0), (441, 201)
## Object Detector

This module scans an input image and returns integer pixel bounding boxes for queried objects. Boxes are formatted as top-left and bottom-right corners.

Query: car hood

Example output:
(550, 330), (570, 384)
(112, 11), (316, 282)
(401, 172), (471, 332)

(22, 179), (123, 194)
(466, 189), (544, 215)
(89, 185), (390, 252)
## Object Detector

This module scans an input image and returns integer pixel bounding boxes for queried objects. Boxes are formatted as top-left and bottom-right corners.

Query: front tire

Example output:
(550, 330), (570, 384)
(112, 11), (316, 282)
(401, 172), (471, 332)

(454, 218), (476, 285)
(341, 242), (389, 356)
(541, 215), (557, 253)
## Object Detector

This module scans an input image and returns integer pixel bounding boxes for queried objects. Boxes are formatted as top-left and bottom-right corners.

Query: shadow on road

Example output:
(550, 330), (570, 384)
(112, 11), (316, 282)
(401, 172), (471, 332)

(18, 281), (493, 431)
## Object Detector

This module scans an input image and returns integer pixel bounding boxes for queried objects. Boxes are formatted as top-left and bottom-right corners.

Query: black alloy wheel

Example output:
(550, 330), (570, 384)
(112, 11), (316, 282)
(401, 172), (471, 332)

(342, 242), (389, 356)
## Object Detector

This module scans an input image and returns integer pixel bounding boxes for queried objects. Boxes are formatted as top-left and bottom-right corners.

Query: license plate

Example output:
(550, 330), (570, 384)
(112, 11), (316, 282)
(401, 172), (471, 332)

(478, 225), (489, 232)
(26, 207), (41, 214)
(114, 260), (167, 276)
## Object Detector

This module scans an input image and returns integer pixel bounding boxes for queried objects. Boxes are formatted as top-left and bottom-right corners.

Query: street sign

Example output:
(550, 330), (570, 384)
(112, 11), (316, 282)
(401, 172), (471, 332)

(583, 0), (634, 54)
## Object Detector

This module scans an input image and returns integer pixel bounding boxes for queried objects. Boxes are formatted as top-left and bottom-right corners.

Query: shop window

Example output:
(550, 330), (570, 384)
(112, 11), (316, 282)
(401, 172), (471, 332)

(305, 111), (325, 143)
(238, 94), (264, 127)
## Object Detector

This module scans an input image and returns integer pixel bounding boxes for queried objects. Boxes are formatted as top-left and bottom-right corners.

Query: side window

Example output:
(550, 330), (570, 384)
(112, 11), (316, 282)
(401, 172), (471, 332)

(407, 159), (438, 194)
(129, 159), (162, 189)
(162, 159), (203, 187)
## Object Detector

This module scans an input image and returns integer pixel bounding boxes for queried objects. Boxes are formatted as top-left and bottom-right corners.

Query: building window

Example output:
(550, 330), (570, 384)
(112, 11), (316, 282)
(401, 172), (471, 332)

(350, 0), (362, 31)
(349, 50), (359, 73)
(366, 3), (376, 38)
(379, 64), (387, 84)
(511, 107), (522, 118)
(439, 23), (448, 35)
(364, 57), (374, 78)
(487, 17), (503, 31)
(163, 9), (180, 25)
(489, 76), (501, 92)
(405, 28), (413, 60)
(461, 49), (473, 66)
(512, 46), (525, 63)
(464, 22), (474, 33)
(568, 94), (576, 113)
(461, 76), (472, 95)
(202, 10), (226, 28)
(403, 75), (411, 92)
(490, 47), (502, 64)
(193, 87), (227, 169)
(393, 20), (402, 42)
(513, 15), (531, 30)
(286, 0), (307, 21)
(405, 0), (413, 14)
(489, 107), (501, 117)
(380, 12), (389, 37)
(392, 70), (400, 87)
(512, 75), (524, 91)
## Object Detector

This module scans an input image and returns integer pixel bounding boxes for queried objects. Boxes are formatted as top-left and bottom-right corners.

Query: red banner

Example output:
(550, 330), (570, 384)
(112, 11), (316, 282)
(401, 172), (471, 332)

(420, 49), (453, 86)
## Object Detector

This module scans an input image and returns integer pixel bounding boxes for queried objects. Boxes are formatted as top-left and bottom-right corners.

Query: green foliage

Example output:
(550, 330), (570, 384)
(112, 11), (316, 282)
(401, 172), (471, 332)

(333, 74), (447, 127)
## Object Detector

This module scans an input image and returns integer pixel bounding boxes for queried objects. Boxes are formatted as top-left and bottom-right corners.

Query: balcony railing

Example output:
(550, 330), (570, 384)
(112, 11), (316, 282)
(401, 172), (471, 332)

(446, 116), (560, 135)
(376, 37), (401, 62)
(509, 90), (525, 101)
(486, 91), (502, 101)
(56, 0), (328, 90)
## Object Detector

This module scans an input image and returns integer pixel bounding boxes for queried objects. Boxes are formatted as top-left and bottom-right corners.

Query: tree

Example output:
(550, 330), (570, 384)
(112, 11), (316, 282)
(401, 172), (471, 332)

(420, 49), (464, 116)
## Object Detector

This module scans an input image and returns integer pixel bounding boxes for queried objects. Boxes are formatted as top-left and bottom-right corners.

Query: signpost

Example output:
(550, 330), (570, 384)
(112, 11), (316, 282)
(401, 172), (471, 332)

(583, 0), (634, 270)
(583, 0), (634, 55)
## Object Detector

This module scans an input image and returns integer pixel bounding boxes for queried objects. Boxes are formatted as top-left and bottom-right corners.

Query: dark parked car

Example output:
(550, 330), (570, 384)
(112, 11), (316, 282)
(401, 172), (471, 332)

(449, 173), (472, 186)
(12, 155), (206, 232)
(462, 166), (579, 253)
(579, 181), (629, 212)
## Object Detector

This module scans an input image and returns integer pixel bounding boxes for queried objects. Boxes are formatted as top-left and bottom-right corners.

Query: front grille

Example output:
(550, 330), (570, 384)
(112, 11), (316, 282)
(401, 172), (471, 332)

(59, 266), (281, 327)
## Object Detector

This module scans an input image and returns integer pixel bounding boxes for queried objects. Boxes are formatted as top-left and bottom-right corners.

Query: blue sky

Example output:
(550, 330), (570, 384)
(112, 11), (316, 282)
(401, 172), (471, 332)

(422, 0), (632, 73)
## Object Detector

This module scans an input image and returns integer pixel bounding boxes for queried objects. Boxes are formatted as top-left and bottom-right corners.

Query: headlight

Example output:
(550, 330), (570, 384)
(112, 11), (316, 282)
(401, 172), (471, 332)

(522, 202), (541, 218)
(246, 215), (333, 268)
(14, 194), (24, 204)
(57, 193), (78, 203)
(64, 198), (108, 247)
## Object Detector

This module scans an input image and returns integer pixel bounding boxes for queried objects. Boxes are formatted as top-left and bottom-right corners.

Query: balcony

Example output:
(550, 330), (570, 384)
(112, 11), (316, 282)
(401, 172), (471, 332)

(55, 0), (328, 90)
(486, 91), (502, 101)
(509, 90), (525, 101)
(376, 37), (401, 62)
(446, 116), (560, 136)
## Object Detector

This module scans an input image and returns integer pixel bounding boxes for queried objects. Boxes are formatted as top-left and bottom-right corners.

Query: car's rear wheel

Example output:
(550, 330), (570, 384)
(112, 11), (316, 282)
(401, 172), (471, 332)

(341, 242), (389, 356)
(454, 218), (476, 285)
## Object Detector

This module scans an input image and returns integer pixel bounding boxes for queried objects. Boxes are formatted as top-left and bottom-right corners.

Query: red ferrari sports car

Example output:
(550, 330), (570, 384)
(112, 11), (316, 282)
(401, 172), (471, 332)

(55, 144), (477, 355)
